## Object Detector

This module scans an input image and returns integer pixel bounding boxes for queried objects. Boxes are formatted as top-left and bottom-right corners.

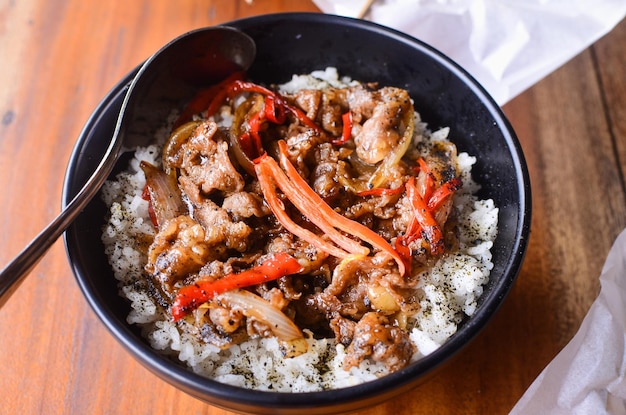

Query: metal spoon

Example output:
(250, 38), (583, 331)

(0, 26), (256, 307)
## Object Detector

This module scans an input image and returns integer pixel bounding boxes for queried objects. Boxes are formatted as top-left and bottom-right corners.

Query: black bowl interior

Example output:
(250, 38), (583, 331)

(63, 13), (531, 415)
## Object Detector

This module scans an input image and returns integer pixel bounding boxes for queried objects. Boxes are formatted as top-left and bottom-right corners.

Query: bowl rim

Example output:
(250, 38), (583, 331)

(62, 12), (531, 414)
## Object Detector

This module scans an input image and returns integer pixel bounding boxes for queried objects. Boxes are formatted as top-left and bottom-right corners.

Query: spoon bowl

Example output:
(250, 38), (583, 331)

(0, 26), (255, 306)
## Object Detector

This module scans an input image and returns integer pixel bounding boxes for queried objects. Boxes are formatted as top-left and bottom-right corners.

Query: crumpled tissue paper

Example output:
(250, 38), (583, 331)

(312, 0), (626, 105)
(509, 228), (626, 414)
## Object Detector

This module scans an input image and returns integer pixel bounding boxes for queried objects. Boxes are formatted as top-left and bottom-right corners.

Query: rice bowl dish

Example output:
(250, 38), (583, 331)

(100, 68), (498, 391)
(62, 13), (530, 414)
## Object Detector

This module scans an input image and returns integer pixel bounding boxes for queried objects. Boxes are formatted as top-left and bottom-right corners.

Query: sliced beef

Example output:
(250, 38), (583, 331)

(343, 312), (416, 372)
(145, 215), (209, 292)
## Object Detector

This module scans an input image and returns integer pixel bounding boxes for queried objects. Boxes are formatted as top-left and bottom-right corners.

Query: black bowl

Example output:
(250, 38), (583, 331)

(63, 12), (531, 415)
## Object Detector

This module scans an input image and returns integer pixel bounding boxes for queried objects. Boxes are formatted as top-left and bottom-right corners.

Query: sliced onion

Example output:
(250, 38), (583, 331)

(218, 289), (304, 342)
(140, 161), (185, 227)
(347, 151), (376, 176)
(162, 121), (201, 176)
(367, 111), (415, 189)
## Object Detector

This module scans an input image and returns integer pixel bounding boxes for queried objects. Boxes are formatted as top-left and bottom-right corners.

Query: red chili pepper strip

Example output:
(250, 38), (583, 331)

(204, 83), (238, 117)
(231, 80), (275, 96)
(254, 155), (351, 259)
(257, 151), (368, 257)
(331, 112), (352, 145)
(239, 108), (265, 159)
(393, 237), (413, 276)
(232, 81), (319, 130)
(204, 80), (263, 118)
(406, 177), (445, 256)
(427, 177), (462, 211)
(205, 79), (324, 135)
(277, 141), (407, 276)
(393, 198), (424, 275)
(174, 71), (246, 128)
(173, 87), (216, 130)
(205, 80), (271, 117)
(171, 252), (304, 321)
(264, 94), (286, 124)
(285, 104), (324, 133)
(356, 185), (404, 197)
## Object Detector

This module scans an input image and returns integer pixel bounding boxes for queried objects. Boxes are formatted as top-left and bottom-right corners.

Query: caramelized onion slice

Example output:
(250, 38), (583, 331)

(219, 289), (305, 343)
(140, 161), (185, 228)
(367, 111), (415, 189)
(162, 121), (201, 176)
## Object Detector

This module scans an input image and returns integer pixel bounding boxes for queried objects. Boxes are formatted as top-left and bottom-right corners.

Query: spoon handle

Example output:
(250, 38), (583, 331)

(0, 78), (130, 308)
(0, 202), (77, 306)
(0, 174), (105, 307)
(0, 115), (126, 308)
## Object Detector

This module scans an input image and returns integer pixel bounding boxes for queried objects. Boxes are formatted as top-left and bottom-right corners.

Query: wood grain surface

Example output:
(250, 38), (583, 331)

(1, 1), (625, 414)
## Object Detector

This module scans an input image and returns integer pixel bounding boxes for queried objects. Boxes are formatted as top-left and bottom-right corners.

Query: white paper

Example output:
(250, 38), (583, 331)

(313, 0), (626, 105)
(509, 228), (626, 414)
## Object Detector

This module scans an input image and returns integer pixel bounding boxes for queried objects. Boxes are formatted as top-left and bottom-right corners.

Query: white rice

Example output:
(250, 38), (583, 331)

(101, 68), (498, 391)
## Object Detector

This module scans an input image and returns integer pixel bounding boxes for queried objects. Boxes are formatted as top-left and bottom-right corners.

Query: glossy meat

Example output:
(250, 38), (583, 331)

(140, 79), (462, 374)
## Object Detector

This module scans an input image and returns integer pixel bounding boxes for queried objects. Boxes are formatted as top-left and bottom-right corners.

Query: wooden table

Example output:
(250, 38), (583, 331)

(1, 1), (624, 413)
